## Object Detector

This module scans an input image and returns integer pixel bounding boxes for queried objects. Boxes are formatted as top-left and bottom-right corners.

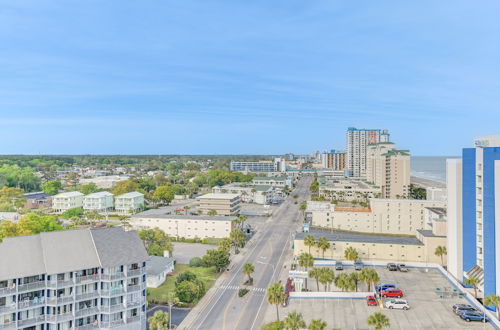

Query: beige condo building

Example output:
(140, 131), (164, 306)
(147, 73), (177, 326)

(197, 193), (241, 216)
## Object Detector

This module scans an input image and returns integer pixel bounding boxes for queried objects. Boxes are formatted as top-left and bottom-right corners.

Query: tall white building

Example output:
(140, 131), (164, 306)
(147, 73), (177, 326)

(346, 127), (390, 177)
(0, 227), (148, 329)
(52, 191), (85, 213)
(83, 192), (114, 213)
(447, 135), (500, 304)
(115, 192), (145, 214)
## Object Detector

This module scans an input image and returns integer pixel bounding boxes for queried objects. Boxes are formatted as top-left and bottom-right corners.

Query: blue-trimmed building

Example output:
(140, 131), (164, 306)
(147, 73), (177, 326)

(448, 136), (500, 304)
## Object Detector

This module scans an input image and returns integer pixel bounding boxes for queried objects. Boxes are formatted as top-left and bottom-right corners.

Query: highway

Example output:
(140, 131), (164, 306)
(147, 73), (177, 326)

(179, 176), (312, 330)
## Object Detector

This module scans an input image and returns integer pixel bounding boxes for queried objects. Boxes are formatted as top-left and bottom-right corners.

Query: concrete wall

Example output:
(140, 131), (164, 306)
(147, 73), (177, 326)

(131, 217), (234, 239)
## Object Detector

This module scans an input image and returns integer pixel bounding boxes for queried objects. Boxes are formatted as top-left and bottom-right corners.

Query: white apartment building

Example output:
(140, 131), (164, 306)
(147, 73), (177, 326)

(311, 198), (446, 235)
(130, 214), (236, 239)
(0, 227), (148, 330)
(197, 193), (241, 216)
(115, 192), (145, 214)
(79, 176), (130, 189)
(366, 142), (410, 199)
(230, 158), (286, 173)
(212, 184), (274, 205)
(346, 127), (390, 177)
(318, 177), (380, 202)
(426, 187), (447, 202)
(52, 192), (85, 213)
(83, 192), (114, 213)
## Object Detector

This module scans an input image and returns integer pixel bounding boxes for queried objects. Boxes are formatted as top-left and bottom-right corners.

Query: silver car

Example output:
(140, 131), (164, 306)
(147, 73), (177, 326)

(385, 299), (410, 310)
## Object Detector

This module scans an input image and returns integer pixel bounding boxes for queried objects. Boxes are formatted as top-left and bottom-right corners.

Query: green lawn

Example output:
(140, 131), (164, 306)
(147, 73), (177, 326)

(147, 264), (219, 305)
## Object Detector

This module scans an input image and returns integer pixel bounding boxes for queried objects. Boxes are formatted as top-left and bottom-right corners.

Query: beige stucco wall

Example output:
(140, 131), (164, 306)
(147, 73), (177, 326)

(131, 217), (234, 239)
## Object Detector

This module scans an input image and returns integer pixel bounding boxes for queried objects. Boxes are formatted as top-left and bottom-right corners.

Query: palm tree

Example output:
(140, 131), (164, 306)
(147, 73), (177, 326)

(298, 253), (314, 290)
(218, 238), (232, 253)
(243, 262), (255, 284)
(261, 321), (285, 330)
(308, 268), (322, 291)
(464, 276), (480, 299)
(304, 234), (316, 254)
(317, 237), (330, 259)
(360, 268), (379, 292)
(148, 310), (169, 330)
(267, 282), (286, 321)
(435, 246), (447, 267)
(283, 311), (306, 330)
(335, 273), (355, 292)
(349, 272), (361, 292)
(318, 268), (335, 292)
(485, 294), (500, 320)
(344, 247), (359, 261)
(367, 312), (390, 330)
(308, 319), (327, 330)
(207, 209), (217, 216)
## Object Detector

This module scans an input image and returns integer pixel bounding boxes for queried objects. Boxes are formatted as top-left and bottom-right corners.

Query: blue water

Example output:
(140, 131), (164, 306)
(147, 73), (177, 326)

(411, 156), (460, 183)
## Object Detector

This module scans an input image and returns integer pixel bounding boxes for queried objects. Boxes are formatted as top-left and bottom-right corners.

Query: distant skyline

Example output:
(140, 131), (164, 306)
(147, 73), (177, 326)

(1, 1), (499, 155)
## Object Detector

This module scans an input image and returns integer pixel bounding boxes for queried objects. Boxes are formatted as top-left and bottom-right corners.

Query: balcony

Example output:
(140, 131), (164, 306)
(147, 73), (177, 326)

(72, 324), (100, 330)
(75, 274), (100, 284)
(126, 315), (142, 324)
(18, 280), (45, 292)
(126, 268), (144, 277)
(0, 322), (16, 330)
(101, 304), (125, 314)
(75, 306), (100, 318)
(101, 287), (124, 297)
(0, 304), (16, 314)
(47, 278), (74, 289)
(18, 297), (45, 309)
(126, 300), (142, 308)
(126, 284), (143, 293)
(0, 287), (16, 297)
(46, 312), (74, 323)
(101, 273), (125, 281)
(46, 295), (74, 305)
(76, 291), (100, 301)
(17, 315), (45, 328)
(100, 319), (125, 328)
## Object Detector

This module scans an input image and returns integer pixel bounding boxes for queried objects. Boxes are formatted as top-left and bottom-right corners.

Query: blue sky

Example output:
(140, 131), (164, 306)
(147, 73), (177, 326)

(1, 1), (499, 155)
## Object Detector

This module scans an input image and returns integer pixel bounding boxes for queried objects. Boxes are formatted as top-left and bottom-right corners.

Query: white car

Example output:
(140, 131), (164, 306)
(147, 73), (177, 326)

(385, 299), (410, 310)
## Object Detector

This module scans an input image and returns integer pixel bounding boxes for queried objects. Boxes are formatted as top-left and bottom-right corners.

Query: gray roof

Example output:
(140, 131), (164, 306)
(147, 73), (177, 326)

(132, 214), (237, 222)
(146, 256), (175, 276)
(417, 229), (446, 238)
(425, 207), (447, 216)
(295, 229), (423, 246)
(0, 227), (148, 281)
(23, 192), (51, 199)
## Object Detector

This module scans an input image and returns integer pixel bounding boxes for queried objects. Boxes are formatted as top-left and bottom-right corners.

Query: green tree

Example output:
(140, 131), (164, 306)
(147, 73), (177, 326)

(283, 311), (306, 330)
(308, 319), (327, 330)
(202, 249), (230, 272)
(298, 253), (314, 290)
(112, 180), (140, 195)
(485, 294), (500, 320)
(148, 310), (169, 330)
(360, 268), (379, 291)
(308, 268), (322, 291)
(17, 213), (63, 235)
(464, 276), (480, 299)
(175, 279), (205, 303)
(218, 238), (232, 253)
(349, 272), (361, 292)
(207, 209), (217, 216)
(267, 282), (286, 322)
(435, 246), (447, 266)
(176, 271), (197, 284)
(304, 234), (316, 254)
(66, 172), (79, 188)
(367, 312), (390, 330)
(230, 229), (246, 251)
(344, 247), (359, 261)
(243, 263), (255, 283)
(41, 180), (62, 195)
(0, 187), (25, 211)
(138, 228), (173, 256)
(317, 237), (330, 258)
(261, 321), (284, 330)
(79, 183), (99, 195)
(61, 207), (84, 219)
(318, 268), (335, 292)
(153, 185), (175, 205)
(335, 273), (355, 292)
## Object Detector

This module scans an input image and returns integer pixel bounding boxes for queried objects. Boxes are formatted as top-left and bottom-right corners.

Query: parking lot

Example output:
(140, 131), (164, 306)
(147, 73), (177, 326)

(265, 266), (494, 329)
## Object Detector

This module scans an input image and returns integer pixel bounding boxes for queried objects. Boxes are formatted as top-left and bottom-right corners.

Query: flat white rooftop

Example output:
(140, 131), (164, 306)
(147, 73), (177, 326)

(85, 191), (113, 198)
(198, 193), (240, 200)
(54, 191), (84, 198)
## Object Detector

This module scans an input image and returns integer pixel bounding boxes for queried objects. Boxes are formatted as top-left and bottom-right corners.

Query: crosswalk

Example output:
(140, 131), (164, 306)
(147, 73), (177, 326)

(218, 285), (266, 293)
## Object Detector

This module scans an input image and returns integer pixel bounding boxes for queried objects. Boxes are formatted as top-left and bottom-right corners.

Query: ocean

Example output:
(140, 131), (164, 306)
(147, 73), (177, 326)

(411, 156), (460, 184)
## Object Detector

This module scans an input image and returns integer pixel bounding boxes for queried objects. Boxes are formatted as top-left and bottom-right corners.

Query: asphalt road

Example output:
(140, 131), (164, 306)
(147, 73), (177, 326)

(180, 176), (312, 330)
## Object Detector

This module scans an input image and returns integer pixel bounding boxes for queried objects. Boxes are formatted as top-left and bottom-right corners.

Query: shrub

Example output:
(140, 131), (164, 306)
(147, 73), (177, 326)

(238, 288), (249, 297)
(189, 257), (203, 267)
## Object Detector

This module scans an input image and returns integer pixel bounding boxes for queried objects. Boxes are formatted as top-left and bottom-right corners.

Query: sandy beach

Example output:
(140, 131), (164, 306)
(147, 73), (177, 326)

(411, 176), (446, 188)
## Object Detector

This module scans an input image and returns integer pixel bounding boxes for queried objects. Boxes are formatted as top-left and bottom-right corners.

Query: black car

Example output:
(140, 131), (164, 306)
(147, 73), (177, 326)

(387, 263), (398, 271)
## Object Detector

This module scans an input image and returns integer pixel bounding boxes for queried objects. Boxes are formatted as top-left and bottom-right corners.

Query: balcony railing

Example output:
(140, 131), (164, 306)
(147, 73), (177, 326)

(101, 273), (125, 281)
(17, 315), (45, 328)
(75, 274), (100, 284)
(126, 268), (144, 277)
(46, 295), (74, 305)
(18, 280), (45, 292)
(0, 287), (16, 297)
(101, 304), (125, 314)
(18, 297), (45, 309)
(76, 291), (100, 301)
(75, 306), (100, 318)
(46, 312), (74, 323)
(72, 324), (100, 330)
(126, 300), (142, 308)
(0, 322), (16, 330)
(101, 287), (124, 297)
(126, 284), (142, 293)
(47, 278), (74, 288)
(100, 319), (125, 328)
(0, 304), (16, 314)
(126, 315), (141, 324)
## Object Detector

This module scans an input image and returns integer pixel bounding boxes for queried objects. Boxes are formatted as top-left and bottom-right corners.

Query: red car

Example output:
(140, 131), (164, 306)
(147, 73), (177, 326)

(380, 288), (404, 298)
(366, 296), (378, 306)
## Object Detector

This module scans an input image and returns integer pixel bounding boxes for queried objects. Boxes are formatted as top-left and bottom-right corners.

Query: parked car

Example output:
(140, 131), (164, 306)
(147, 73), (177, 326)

(387, 263), (398, 271)
(385, 299), (410, 310)
(376, 284), (396, 292)
(335, 261), (344, 271)
(380, 288), (404, 298)
(460, 311), (489, 322)
(366, 296), (378, 306)
(397, 264), (408, 272)
(453, 304), (477, 315)
(354, 260), (363, 270)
